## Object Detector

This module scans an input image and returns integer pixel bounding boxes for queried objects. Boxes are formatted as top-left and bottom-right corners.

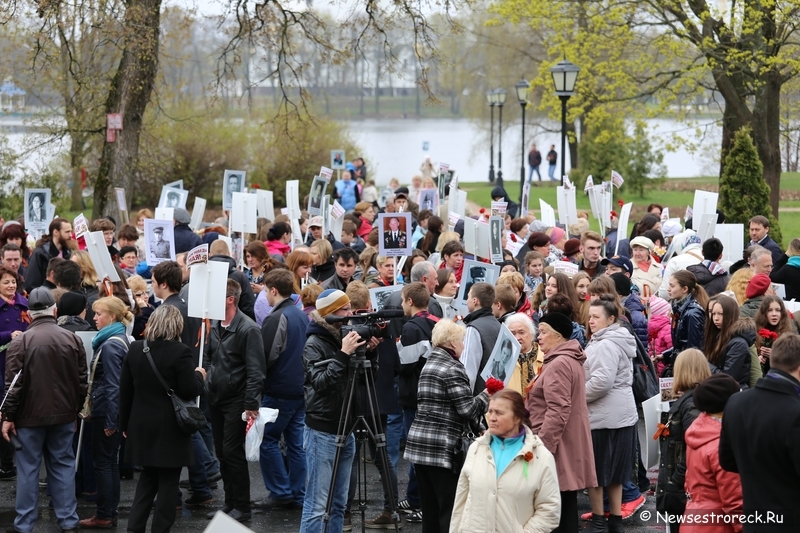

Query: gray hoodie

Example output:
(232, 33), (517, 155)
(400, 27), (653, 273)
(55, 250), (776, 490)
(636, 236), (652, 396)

(584, 323), (638, 430)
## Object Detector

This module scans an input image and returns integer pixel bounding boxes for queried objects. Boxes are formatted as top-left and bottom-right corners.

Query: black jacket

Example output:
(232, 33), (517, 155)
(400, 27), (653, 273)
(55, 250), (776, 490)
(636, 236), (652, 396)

(490, 186), (518, 219)
(312, 259), (336, 285)
(720, 370), (800, 532)
(663, 296), (705, 366)
(751, 235), (783, 264)
(770, 254), (800, 301)
(687, 262), (730, 297)
(57, 315), (94, 333)
(656, 389), (700, 516)
(205, 309), (265, 410)
(162, 293), (201, 364)
(398, 314), (438, 409)
(120, 340), (204, 467)
(25, 241), (71, 292)
(709, 320), (754, 387)
(209, 255), (256, 321)
(174, 223), (202, 254)
(303, 311), (367, 434)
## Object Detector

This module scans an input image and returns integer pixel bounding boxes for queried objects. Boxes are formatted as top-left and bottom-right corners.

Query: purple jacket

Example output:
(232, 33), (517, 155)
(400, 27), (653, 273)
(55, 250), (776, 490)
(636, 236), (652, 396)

(0, 293), (29, 380)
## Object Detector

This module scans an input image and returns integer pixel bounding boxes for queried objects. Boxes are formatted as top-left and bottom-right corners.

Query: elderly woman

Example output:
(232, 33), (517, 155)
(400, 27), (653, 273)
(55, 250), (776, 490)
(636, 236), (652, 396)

(505, 313), (541, 393)
(584, 296), (639, 533)
(404, 319), (489, 533)
(526, 312), (596, 533)
(630, 236), (662, 297)
(451, 389), (560, 533)
(79, 297), (133, 529)
(120, 305), (206, 533)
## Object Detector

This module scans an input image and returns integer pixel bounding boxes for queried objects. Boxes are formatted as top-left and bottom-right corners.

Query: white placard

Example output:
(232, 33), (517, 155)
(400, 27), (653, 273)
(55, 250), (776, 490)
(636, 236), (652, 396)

(489, 216), (504, 263)
(24, 188), (52, 236)
(155, 207), (174, 222)
(714, 224), (745, 265)
(480, 324), (522, 386)
(222, 170), (246, 211)
(319, 166), (334, 180)
(551, 261), (579, 277)
(464, 218), (479, 256)
(144, 219), (176, 266)
(641, 393), (662, 469)
(188, 261), (228, 321)
(205, 510), (254, 533)
(115, 188), (127, 212)
(85, 231), (121, 282)
(329, 213), (345, 242)
(369, 285), (403, 312)
(455, 259), (501, 315)
(697, 213), (719, 243)
(190, 197), (206, 231)
(186, 244), (209, 267)
(661, 207), (670, 221)
(290, 219), (303, 249)
(331, 200), (345, 220)
(692, 190), (718, 224)
(491, 201), (508, 217)
(556, 185), (578, 229)
(74, 214), (89, 238)
(772, 283), (786, 299)
(230, 192), (258, 234)
(539, 199), (556, 227)
(587, 185), (603, 226)
(286, 180), (301, 220)
(165, 179), (184, 189)
(217, 235), (233, 255)
(453, 189), (468, 220)
(602, 182), (613, 230)
(256, 190), (274, 221)
(476, 221), (491, 260)
(615, 202), (633, 256)
(521, 181), (531, 218)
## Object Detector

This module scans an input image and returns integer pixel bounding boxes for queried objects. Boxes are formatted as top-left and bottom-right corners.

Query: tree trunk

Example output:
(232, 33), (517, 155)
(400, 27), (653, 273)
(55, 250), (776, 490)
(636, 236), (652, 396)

(70, 140), (84, 211)
(93, 0), (162, 217)
(752, 69), (783, 219)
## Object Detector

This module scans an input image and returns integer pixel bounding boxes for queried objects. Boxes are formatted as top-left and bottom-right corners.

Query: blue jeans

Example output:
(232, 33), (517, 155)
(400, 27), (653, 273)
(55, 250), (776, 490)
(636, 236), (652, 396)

(15, 423), (80, 533)
(92, 422), (121, 520)
(385, 413), (402, 470)
(528, 165), (541, 182)
(187, 433), (212, 499)
(402, 407), (419, 507)
(548, 163), (557, 180)
(199, 395), (220, 476)
(300, 426), (355, 533)
(259, 396), (306, 505)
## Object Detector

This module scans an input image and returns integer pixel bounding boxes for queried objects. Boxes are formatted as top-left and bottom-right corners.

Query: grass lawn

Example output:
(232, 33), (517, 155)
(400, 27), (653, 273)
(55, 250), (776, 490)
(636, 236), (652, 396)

(461, 174), (800, 244)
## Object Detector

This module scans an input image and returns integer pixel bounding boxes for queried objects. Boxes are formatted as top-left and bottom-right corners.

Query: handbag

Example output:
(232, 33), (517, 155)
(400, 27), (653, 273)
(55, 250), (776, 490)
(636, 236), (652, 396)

(450, 421), (477, 475)
(143, 340), (206, 435)
(79, 335), (127, 420)
(632, 334), (659, 404)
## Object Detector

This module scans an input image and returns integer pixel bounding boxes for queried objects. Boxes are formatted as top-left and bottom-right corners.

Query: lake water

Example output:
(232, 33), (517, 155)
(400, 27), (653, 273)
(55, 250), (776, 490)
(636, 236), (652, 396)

(4, 116), (723, 187)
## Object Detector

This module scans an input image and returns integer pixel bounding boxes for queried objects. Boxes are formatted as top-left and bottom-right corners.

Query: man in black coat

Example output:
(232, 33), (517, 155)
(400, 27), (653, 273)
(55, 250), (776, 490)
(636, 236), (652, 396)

(209, 239), (256, 321)
(172, 208), (202, 254)
(720, 333), (800, 532)
(748, 215), (783, 264)
(25, 218), (73, 292)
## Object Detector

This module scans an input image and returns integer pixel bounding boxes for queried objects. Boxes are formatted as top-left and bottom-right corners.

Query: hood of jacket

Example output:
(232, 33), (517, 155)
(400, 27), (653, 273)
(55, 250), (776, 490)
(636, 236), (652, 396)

(730, 318), (756, 346)
(543, 338), (585, 364)
(590, 323), (636, 359)
(210, 254), (237, 274)
(491, 186), (510, 202)
(306, 310), (342, 341)
(684, 412), (722, 449)
(687, 262), (726, 285)
(623, 293), (646, 314)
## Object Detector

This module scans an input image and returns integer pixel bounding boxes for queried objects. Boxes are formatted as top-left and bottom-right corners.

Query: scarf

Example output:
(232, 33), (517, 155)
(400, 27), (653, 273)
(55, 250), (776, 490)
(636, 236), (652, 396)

(788, 256), (800, 268)
(702, 259), (726, 276)
(92, 321), (126, 350)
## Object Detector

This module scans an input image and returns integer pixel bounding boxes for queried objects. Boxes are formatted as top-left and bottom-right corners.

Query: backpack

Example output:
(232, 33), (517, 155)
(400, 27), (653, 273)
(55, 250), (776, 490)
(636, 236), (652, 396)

(632, 332), (659, 404)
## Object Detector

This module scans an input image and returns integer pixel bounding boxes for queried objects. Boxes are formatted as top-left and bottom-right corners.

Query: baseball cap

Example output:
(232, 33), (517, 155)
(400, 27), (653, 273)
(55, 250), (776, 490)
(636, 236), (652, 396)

(28, 287), (56, 311)
(309, 216), (323, 228)
(601, 255), (633, 274)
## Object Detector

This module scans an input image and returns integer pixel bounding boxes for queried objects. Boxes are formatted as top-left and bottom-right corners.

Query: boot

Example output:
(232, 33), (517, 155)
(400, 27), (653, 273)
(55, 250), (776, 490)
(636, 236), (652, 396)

(585, 513), (608, 533)
(608, 514), (624, 533)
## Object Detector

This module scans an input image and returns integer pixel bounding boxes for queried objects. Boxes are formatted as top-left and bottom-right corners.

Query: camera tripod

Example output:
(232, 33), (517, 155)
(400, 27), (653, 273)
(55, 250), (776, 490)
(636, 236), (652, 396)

(322, 353), (401, 533)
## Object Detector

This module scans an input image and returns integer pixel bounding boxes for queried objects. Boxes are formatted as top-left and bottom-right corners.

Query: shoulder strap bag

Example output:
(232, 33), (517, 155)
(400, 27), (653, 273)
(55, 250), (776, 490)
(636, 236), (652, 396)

(143, 340), (206, 435)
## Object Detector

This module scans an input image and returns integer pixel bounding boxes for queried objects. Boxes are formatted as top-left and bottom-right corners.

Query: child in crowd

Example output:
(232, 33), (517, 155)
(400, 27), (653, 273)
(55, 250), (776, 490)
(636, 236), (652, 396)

(648, 296), (673, 376)
(524, 251), (544, 295)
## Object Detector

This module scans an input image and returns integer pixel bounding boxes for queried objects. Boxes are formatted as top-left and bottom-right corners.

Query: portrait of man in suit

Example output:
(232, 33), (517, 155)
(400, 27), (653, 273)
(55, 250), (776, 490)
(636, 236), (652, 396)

(383, 217), (406, 249)
(223, 172), (242, 209)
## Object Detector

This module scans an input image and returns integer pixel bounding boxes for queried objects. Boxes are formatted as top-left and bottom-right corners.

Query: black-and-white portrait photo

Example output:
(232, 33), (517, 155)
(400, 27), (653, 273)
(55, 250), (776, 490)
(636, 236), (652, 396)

(490, 216), (503, 262)
(437, 169), (453, 201)
(24, 188), (52, 234)
(369, 285), (402, 312)
(308, 177), (329, 216)
(331, 150), (346, 170)
(158, 186), (189, 210)
(418, 188), (438, 213)
(481, 325), (521, 386)
(455, 259), (501, 312)
(222, 170), (246, 210)
(144, 218), (176, 266)
(377, 212), (412, 258)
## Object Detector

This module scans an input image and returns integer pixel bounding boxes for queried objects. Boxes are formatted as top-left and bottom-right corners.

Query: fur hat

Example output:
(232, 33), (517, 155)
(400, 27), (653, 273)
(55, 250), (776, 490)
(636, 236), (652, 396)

(539, 312), (573, 341)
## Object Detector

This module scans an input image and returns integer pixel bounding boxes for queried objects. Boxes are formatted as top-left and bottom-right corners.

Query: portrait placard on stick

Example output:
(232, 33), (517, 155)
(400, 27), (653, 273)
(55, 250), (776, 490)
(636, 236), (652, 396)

(190, 197), (206, 231)
(222, 170), (246, 211)
(476, 221), (491, 260)
(418, 189), (439, 213)
(85, 231), (121, 282)
(455, 259), (501, 314)
(188, 260), (228, 321)
(230, 192), (258, 234)
(331, 150), (345, 170)
(158, 186), (189, 209)
(489, 216), (504, 263)
(556, 185), (578, 229)
(369, 285), (403, 313)
(521, 181), (531, 218)
(165, 179), (184, 189)
(452, 189), (468, 220)
(256, 190), (274, 221)
(114, 188), (129, 224)
(24, 188), (51, 237)
(377, 212), (413, 258)
(480, 324), (521, 386)
(144, 218), (176, 266)
(697, 213), (719, 243)
(308, 177), (329, 216)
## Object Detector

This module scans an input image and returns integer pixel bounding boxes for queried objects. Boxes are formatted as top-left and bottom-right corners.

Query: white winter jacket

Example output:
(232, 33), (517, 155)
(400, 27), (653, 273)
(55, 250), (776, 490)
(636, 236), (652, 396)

(450, 427), (561, 533)
(657, 244), (703, 299)
(584, 324), (639, 430)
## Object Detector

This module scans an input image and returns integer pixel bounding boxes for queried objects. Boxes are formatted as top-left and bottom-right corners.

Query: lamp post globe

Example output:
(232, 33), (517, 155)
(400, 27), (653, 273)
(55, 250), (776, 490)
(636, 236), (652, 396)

(549, 59), (579, 187)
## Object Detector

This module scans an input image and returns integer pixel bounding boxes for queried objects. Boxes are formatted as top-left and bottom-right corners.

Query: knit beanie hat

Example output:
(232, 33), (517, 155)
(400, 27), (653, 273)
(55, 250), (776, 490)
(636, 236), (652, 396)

(649, 296), (670, 317)
(548, 227), (566, 245)
(539, 312), (573, 341)
(58, 291), (87, 318)
(610, 272), (632, 297)
(745, 273), (772, 299)
(316, 289), (350, 317)
(693, 374), (740, 414)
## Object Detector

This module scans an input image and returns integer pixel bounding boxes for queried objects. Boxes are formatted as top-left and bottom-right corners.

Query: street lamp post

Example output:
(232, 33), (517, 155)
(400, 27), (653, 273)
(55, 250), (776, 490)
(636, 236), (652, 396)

(496, 88), (507, 188)
(516, 79), (530, 203)
(548, 59), (580, 187)
(487, 90), (496, 183)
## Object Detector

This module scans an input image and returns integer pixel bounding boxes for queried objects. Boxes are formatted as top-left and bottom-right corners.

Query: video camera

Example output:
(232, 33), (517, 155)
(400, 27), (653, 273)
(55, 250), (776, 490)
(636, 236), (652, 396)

(325, 308), (404, 342)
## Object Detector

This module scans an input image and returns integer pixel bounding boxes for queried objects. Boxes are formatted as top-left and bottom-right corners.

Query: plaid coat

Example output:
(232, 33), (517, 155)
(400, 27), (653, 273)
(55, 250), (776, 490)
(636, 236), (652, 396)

(404, 348), (489, 470)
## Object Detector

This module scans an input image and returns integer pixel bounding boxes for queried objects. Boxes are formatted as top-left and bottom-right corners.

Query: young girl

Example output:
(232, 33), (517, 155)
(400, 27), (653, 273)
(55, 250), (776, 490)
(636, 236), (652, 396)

(754, 295), (796, 374)
(572, 271), (592, 332)
(703, 296), (753, 387)
(538, 273), (579, 320)
(648, 296), (673, 376)
(523, 251), (545, 295)
(660, 271), (707, 374)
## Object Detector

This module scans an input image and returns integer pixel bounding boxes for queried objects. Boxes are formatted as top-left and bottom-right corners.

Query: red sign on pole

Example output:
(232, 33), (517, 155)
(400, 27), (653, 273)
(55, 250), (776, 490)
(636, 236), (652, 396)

(107, 114), (123, 130)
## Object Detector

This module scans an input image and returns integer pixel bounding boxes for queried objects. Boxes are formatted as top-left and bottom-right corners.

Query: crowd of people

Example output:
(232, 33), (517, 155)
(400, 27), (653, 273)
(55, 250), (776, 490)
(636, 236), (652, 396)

(1, 167), (800, 533)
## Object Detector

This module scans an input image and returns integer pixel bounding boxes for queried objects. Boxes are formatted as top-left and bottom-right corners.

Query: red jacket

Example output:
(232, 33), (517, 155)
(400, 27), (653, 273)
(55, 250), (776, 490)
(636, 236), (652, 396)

(683, 413), (743, 533)
(357, 217), (373, 239)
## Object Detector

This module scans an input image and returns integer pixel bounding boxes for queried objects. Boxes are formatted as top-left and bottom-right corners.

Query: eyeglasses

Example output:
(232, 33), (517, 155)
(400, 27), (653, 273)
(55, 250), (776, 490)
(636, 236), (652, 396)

(134, 292), (146, 298)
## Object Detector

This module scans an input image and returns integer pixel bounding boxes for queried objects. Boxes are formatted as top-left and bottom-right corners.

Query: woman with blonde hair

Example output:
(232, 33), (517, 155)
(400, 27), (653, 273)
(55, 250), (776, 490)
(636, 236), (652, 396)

(72, 250), (100, 324)
(654, 348), (709, 531)
(286, 249), (315, 294)
(725, 268), (753, 306)
(310, 239), (334, 282)
(79, 296), (133, 529)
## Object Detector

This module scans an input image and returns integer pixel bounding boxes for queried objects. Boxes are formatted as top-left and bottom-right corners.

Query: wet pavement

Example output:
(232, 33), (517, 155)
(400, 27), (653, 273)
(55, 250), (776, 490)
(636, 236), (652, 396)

(0, 451), (667, 532)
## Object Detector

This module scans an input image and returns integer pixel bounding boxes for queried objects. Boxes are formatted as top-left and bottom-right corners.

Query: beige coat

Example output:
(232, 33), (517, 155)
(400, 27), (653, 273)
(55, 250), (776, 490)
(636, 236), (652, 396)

(632, 259), (662, 297)
(450, 427), (561, 533)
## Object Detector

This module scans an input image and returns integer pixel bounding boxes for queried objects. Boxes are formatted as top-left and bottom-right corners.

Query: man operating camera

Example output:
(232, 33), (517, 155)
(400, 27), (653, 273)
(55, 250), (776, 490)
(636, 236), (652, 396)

(300, 289), (380, 533)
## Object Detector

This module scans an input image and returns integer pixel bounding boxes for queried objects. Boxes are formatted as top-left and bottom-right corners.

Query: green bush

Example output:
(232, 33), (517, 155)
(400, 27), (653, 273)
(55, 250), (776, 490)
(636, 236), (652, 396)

(718, 127), (782, 247)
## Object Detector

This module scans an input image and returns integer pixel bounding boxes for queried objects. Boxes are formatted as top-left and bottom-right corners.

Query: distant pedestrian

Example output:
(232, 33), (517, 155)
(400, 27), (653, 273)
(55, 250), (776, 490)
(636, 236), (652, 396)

(528, 144), (542, 182)
(547, 145), (558, 181)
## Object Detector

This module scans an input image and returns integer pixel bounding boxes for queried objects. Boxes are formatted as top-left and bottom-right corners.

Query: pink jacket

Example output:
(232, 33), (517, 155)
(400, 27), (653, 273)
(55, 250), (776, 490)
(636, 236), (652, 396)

(265, 239), (291, 258)
(683, 413), (743, 533)
(649, 314), (672, 357)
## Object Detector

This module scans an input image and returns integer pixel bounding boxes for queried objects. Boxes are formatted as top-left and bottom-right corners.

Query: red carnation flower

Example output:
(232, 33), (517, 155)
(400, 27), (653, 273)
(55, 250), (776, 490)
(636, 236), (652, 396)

(618, 199), (625, 207)
(523, 451), (533, 462)
(510, 234), (518, 242)
(252, 183), (261, 189)
(486, 377), (504, 395)
(610, 210), (618, 218)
